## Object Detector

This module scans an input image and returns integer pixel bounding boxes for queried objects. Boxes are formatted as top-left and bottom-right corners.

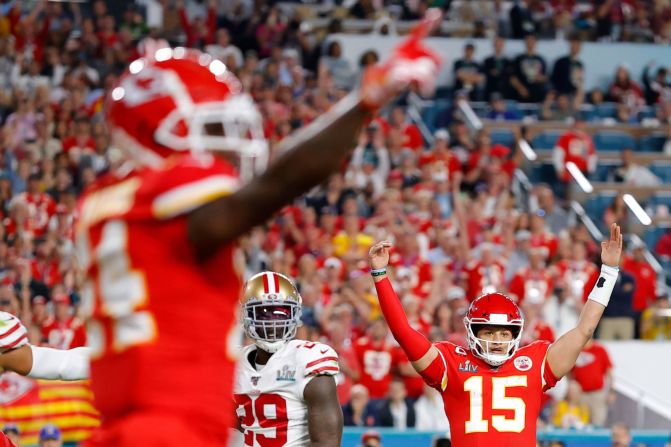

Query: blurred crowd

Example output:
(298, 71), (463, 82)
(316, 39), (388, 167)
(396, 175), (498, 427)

(0, 0), (668, 438)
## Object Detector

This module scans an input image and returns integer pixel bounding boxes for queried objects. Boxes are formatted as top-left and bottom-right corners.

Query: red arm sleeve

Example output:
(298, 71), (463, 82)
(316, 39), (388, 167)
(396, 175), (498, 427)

(374, 277), (432, 361)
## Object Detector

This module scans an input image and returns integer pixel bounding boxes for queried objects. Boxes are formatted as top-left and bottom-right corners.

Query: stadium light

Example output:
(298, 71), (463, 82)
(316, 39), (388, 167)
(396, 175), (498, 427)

(518, 139), (537, 161)
(623, 193), (652, 226)
(457, 99), (483, 130)
(565, 162), (593, 193)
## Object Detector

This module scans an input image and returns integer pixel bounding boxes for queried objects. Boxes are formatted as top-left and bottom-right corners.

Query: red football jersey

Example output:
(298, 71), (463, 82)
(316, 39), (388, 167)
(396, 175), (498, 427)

(42, 316), (87, 349)
(76, 155), (242, 442)
(429, 341), (558, 447)
(571, 342), (612, 392)
(554, 260), (599, 302)
(508, 267), (553, 305)
(353, 337), (396, 399)
(465, 261), (506, 301)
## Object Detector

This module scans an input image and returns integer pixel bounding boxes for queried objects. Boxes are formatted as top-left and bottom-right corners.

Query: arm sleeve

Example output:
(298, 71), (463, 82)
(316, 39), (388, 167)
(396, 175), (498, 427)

(27, 346), (91, 381)
(374, 278), (432, 361)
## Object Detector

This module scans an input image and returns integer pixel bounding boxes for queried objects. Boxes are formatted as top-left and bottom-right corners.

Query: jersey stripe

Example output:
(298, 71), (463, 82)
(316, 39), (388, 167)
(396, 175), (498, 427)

(0, 321), (22, 340)
(0, 333), (27, 350)
(305, 356), (338, 368)
(152, 175), (240, 219)
(307, 366), (339, 375)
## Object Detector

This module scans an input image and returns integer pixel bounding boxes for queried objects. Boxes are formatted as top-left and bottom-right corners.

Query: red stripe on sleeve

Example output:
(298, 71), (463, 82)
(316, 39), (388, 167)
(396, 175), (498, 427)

(308, 366), (339, 375)
(306, 356), (338, 368)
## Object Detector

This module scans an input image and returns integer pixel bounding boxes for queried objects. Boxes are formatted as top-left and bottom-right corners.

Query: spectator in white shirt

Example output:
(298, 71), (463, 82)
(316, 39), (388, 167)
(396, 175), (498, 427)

(612, 148), (661, 186)
(205, 28), (243, 69)
(414, 384), (451, 430)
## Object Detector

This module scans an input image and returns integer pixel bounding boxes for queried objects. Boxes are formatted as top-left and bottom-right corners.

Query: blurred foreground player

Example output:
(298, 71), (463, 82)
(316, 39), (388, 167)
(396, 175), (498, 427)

(368, 223), (623, 447)
(0, 433), (15, 447)
(235, 272), (342, 447)
(77, 10), (443, 447)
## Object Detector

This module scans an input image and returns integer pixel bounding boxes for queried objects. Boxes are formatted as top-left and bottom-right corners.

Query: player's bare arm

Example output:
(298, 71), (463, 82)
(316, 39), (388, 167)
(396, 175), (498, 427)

(546, 223), (623, 378)
(304, 375), (343, 447)
(187, 10), (443, 257)
(368, 241), (446, 386)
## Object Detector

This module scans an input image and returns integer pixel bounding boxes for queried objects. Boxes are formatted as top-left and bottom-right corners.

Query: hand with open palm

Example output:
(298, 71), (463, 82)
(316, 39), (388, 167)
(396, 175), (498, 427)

(601, 223), (623, 267)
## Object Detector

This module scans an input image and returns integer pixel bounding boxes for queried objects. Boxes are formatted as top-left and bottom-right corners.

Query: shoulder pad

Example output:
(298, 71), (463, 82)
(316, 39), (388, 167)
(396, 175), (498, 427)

(0, 312), (28, 353)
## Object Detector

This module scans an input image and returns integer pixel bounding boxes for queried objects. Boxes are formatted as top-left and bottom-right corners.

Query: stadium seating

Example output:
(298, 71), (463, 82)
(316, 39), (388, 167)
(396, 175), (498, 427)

(584, 191), (618, 223)
(638, 134), (667, 152)
(593, 162), (620, 182)
(531, 130), (564, 151)
(488, 128), (516, 148)
(593, 131), (637, 152)
(650, 164), (671, 182)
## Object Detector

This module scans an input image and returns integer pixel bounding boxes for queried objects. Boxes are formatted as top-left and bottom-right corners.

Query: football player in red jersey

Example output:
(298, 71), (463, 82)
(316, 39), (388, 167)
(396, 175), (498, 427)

(74, 11), (443, 447)
(367, 223), (623, 447)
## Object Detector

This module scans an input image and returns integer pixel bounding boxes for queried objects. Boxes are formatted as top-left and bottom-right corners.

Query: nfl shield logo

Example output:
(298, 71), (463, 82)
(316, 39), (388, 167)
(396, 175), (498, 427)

(251, 376), (260, 386)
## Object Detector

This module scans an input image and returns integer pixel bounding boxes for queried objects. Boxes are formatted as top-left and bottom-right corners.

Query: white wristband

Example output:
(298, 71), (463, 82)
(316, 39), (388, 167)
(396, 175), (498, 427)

(587, 264), (619, 307)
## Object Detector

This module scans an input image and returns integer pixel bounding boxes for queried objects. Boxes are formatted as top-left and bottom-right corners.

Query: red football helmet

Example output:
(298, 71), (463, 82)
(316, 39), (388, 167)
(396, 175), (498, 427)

(106, 45), (268, 178)
(464, 292), (524, 366)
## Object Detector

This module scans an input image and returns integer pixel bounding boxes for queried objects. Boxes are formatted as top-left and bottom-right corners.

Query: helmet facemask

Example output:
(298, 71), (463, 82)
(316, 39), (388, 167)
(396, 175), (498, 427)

(155, 94), (269, 181)
(243, 299), (302, 353)
(465, 321), (523, 367)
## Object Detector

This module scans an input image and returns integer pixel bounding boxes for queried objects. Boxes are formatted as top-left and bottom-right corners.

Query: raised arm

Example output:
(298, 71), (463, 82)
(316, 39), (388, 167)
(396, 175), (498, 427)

(369, 241), (447, 391)
(546, 223), (622, 378)
(187, 10), (442, 258)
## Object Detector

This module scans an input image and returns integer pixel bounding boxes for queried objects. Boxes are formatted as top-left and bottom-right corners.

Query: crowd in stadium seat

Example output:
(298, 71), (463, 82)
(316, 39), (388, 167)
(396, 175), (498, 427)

(0, 0), (669, 438)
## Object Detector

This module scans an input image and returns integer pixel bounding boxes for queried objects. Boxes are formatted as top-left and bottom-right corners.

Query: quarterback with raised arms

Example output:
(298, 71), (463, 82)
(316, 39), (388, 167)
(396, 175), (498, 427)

(368, 223), (623, 447)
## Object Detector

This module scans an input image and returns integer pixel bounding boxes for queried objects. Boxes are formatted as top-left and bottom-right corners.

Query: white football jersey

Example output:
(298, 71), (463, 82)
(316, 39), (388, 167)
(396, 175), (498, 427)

(234, 339), (339, 447)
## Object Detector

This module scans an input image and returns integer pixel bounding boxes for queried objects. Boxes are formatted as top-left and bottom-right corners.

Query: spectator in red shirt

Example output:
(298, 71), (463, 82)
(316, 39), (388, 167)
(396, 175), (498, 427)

(509, 246), (553, 304)
(655, 228), (671, 258)
(353, 319), (396, 400)
(554, 240), (600, 303)
(520, 295), (556, 345)
(552, 115), (597, 183)
(622, 240), (658, 336)
(326, 320), (361, 405)
(571, 340), (613, 427)
(177, 0), (217, 49)
(388, 106), (423, 151)
(61, 118), (95, 166)
(41, 293), (87, 349)
(30, 237), (62, 289)
(608, 65), (645, 112)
